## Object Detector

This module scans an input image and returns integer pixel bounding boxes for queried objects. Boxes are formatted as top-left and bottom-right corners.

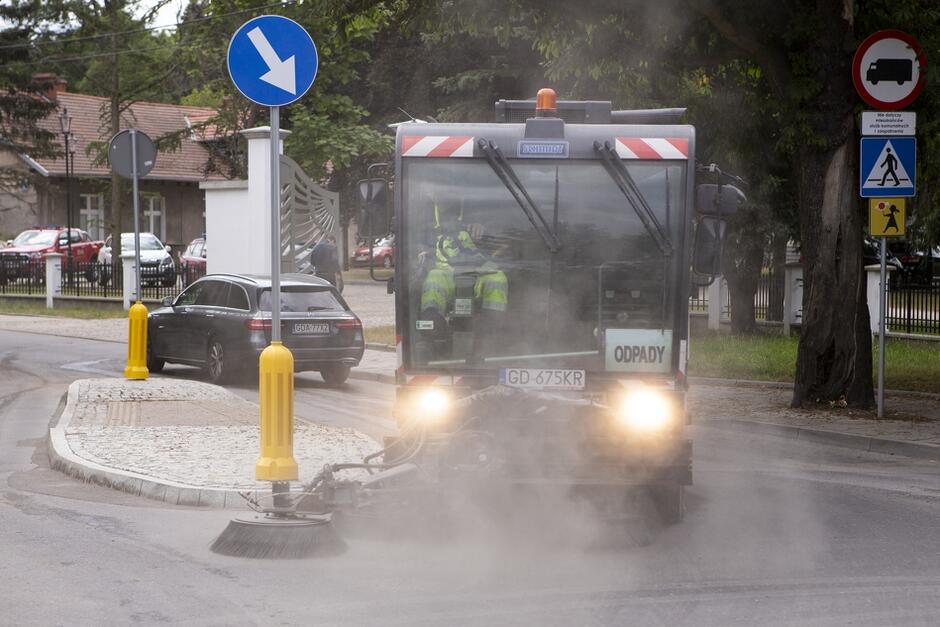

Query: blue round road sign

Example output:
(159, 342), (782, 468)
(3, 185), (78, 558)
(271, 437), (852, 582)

(227, 15), (318, 107)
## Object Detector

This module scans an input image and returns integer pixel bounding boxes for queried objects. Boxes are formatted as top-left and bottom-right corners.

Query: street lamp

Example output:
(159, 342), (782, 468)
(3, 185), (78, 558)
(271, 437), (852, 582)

(58, 107), (73, 277)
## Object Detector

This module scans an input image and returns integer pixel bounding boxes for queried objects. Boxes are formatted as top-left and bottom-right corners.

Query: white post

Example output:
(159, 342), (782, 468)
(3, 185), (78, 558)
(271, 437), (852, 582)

(45, 253), (63, 309)
(707, 275), (722, 331)
(783, 263), (803, 336)
(865, 264), (882, 334)
(121, 252), (136, 310)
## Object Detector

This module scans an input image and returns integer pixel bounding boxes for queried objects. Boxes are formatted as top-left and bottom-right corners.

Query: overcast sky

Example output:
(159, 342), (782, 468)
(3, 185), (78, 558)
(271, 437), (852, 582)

(144, 0), (187, 29)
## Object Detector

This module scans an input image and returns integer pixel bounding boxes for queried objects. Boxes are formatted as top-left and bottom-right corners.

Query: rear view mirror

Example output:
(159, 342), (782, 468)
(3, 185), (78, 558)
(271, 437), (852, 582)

(696, 184), (745, 217)
(358, 178), (390, 240)
(692, 216), (727, 277)
(161, 296), (174, 307)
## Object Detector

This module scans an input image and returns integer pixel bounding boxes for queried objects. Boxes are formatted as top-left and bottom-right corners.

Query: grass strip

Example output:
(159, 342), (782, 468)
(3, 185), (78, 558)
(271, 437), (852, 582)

(0, 299), (123, 319)
(364, 323), (396, 347)
(690, 331), (940, 394)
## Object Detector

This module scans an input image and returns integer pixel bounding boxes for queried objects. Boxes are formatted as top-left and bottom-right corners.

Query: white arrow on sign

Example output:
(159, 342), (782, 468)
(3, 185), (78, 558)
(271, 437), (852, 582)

(247, 26), (296, 95)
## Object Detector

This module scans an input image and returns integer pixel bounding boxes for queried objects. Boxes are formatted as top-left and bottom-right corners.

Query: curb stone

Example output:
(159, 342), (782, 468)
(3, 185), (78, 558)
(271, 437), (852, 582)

(349, 369), (395, 385)
(46, 380), (246, 509)
(699, 418), (940, 462)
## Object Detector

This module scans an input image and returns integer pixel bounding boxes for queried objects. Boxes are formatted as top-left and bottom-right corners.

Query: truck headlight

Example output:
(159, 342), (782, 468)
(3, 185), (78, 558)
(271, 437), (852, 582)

(415, 388), (450, 422)
(617, 389), (673, 432)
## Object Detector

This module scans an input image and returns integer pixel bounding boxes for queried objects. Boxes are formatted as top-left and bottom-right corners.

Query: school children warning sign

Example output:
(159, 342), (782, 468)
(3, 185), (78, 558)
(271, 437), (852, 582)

(869, 198), (906, 238)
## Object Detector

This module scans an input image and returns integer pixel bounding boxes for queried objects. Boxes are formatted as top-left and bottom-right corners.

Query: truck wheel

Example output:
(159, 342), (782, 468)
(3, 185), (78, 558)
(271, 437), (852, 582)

(85, 266), (98, 284)
(320, 364), (350, 385)
(649, 484), (685, 525)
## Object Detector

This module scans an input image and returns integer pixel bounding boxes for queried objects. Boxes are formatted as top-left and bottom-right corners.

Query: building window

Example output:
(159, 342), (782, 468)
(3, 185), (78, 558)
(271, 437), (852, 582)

(79, 193), (104, 240)
(142, 193), (165, 241)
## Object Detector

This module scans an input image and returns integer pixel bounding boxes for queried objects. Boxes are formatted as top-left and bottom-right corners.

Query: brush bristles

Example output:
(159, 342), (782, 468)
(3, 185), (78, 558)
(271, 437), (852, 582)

(210, 519), (345, 559)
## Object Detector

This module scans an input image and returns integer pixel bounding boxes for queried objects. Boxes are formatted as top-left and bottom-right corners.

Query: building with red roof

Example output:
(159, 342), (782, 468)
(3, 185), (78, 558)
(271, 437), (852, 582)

(0, 74), (233, 252)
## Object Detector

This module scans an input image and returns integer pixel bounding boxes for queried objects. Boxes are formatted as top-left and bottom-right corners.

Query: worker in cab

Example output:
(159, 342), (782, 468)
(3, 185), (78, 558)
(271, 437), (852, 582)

(419, 201), (508, 330)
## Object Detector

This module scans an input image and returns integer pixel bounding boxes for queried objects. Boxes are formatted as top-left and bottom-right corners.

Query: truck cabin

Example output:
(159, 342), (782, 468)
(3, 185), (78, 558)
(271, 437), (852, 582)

(395, 91), (696, 379)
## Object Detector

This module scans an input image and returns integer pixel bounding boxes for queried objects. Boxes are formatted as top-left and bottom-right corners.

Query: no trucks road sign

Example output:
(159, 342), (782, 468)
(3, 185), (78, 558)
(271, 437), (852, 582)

(852, 30), (926, 110)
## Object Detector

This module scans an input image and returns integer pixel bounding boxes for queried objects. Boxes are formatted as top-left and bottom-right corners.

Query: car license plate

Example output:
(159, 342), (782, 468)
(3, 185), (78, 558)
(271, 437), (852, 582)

(498, 368), (585, 390)
(292, 322), (330, 335)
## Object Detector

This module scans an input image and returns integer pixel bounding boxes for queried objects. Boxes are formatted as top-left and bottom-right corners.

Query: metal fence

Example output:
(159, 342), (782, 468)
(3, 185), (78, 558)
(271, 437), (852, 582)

(886, 282), (940, 335)
(60, 261), (123, 298)
(755, 271), (785, 322)
(687, 270), (784, 322)
(689, 284), (708, 313)
(0, 257), (44, 296)
(0, 257), (208, 303)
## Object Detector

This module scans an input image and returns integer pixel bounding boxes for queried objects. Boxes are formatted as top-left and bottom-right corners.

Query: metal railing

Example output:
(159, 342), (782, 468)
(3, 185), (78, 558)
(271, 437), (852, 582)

(886, 282), (940, 335)
(53, 261), (206, 302)
(687, 270), (784, 322)
(60, 261), (123, 298)
(755, 271), (785, 322)
(0, 257), (44, 295)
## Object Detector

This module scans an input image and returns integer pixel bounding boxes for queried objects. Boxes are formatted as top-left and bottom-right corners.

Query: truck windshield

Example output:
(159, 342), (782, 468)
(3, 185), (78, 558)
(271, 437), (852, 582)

(402, 159), (686, 371)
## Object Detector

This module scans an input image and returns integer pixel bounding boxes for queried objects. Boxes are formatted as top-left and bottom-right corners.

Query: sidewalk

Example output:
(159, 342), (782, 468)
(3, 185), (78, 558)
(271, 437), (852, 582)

(49, 377), (380, 508)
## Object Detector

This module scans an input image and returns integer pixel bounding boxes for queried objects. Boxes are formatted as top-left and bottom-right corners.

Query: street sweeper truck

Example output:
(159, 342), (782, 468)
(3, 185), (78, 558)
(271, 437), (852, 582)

(346, 88), (743, 524)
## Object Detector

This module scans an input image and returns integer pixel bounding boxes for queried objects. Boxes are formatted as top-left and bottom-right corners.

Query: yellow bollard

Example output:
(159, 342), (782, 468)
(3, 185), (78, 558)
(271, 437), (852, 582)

(124, 301), (149, 380)
(256, 341), (298, 481)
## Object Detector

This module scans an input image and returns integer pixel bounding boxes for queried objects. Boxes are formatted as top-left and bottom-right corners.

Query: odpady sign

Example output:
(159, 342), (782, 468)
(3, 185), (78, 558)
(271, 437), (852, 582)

(613, 344), (667, 364)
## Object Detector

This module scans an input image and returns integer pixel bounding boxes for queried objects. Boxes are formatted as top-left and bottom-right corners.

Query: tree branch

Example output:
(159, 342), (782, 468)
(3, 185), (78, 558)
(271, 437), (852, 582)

(687, 0), (791, 99)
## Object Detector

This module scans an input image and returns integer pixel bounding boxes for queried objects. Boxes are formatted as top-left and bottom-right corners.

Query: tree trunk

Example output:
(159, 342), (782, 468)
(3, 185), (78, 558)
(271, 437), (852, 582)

(724, 244), (763, 335)
(792, 139), (874, 407)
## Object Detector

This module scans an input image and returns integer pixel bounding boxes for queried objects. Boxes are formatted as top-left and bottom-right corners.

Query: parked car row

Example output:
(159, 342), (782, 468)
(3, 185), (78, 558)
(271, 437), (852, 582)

(351, 234), (395, 268)
(887, 242), (940, 286)
(0, 227), (103, 284)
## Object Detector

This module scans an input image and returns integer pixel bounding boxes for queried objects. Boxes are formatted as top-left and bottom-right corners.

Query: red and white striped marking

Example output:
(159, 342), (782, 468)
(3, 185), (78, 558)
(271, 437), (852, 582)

(401, 136), (474, 158)
(615, 137), (689, 160)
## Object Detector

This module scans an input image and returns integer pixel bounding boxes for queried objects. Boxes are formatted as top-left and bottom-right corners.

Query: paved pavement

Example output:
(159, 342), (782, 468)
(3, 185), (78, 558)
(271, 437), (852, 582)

(1, 312), (938, 506)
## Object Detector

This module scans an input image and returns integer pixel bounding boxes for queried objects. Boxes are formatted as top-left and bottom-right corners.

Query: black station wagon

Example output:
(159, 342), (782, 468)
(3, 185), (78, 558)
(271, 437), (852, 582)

(147, 273), (364, 384)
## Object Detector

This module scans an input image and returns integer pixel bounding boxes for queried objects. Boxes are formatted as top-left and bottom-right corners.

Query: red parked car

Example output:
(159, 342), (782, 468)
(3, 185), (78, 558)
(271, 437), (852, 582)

(351, 235), (395, 268)
(180, 236), (207, 286)
(0, 227), (103, 283)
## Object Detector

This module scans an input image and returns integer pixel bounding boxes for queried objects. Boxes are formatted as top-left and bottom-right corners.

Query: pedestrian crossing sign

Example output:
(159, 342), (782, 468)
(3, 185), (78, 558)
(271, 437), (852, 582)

(869, 198), (906, 237)
(860, 137), (915, 197)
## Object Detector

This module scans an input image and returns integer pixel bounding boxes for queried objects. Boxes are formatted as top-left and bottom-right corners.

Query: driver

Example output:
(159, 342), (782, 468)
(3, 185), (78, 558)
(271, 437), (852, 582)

(419, 201), (508, 323)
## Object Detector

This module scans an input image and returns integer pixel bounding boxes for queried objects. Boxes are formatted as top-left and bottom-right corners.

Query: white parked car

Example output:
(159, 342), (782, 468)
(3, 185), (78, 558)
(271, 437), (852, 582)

(97, 232), (177, 287)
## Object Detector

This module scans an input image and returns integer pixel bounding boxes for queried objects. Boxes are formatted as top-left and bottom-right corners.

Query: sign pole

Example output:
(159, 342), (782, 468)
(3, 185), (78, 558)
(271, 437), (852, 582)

(270, 106), (281, 341)
(131, 129), (142, 299)
(225, 13), (317, 488)
(878, 238), (887, 418)
(123, 127), (149, 381)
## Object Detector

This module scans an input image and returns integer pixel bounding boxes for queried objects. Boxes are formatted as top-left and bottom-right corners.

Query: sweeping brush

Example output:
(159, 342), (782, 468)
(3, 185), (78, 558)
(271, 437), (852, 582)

(210, 513), (346, 559)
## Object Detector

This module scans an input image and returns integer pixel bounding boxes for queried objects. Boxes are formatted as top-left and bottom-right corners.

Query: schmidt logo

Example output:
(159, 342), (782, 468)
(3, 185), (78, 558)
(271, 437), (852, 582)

(518, 141), (568, 158)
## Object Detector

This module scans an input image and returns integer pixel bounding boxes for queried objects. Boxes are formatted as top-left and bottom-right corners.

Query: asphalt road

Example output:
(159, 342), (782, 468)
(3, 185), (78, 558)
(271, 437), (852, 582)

(2, 328), (940, 626)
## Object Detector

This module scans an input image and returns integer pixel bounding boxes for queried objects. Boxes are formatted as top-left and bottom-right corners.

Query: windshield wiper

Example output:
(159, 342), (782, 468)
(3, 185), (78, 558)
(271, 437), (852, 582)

(593, 140), (673, 256)
(478, 139), (561, 254)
